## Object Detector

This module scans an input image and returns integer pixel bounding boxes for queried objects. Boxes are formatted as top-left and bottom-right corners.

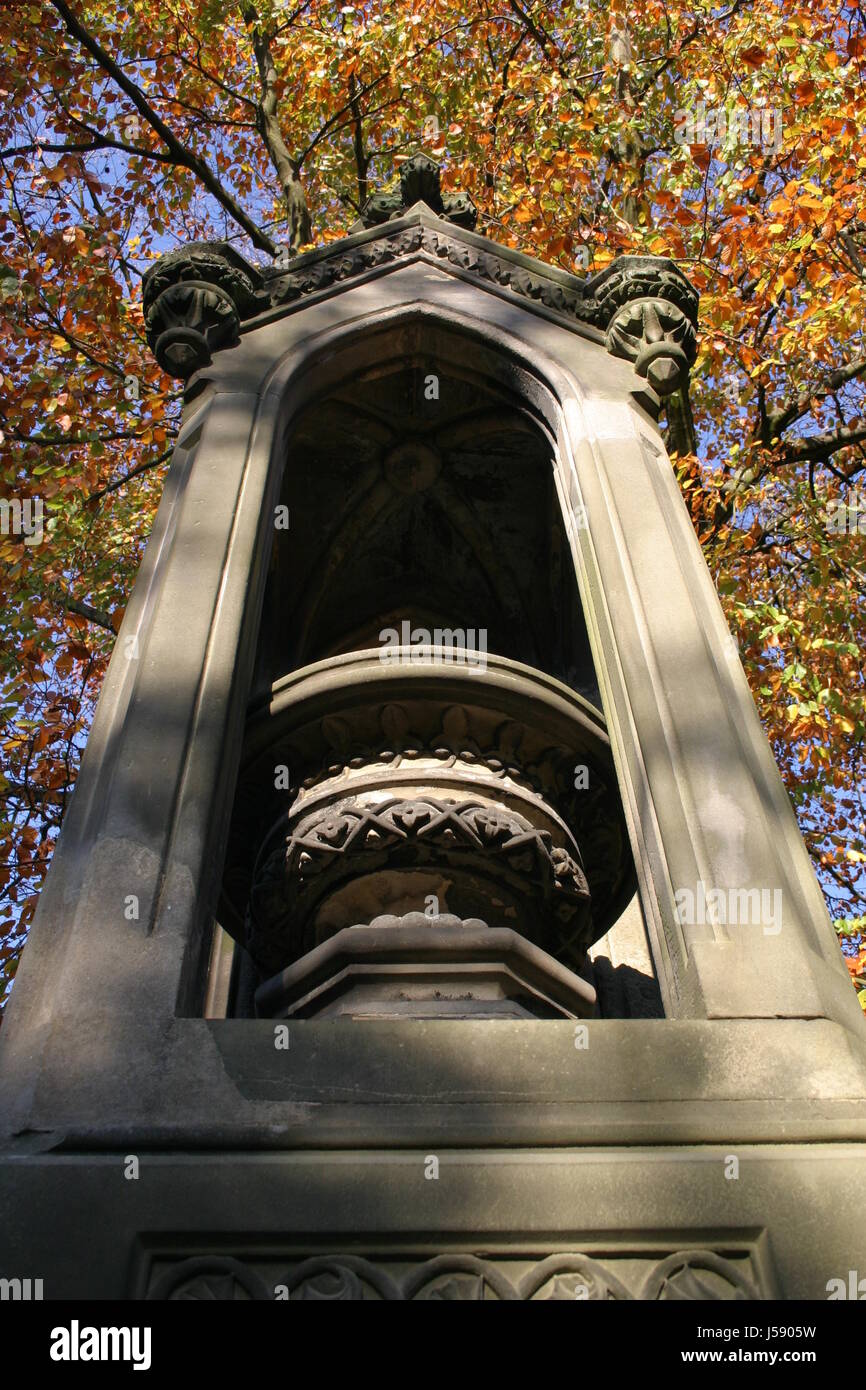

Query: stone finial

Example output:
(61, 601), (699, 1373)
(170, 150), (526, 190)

(594, 255), (699, 397)
(359, 152), (478, 230)
(141, 241), (260, 379)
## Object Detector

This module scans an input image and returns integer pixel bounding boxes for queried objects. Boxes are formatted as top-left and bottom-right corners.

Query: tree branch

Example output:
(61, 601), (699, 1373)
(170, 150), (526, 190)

(86, 447), (173, 504)
(242, 4), (311, 252)
(0, 139), (170, 163)
(779, 422), (866, 465)
(58, 594), (114, 632)
(348, 73), (368, 210)
(47, 0), (277, 255)
(763, 357), (866, 442)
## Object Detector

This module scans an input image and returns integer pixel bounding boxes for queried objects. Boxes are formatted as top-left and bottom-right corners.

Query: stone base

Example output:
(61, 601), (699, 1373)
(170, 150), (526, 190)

(1, 1018), (865, 1299)
(1, 1144), (864, 1299)
(254, 924), (598, 1020)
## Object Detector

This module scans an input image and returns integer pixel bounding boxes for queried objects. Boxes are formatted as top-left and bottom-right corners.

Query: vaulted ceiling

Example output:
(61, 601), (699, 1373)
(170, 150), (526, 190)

(255, 357), (599, 705)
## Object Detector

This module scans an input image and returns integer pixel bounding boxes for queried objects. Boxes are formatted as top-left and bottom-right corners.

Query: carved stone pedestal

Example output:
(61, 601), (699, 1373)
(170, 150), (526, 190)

(220, 649), (635, 1017)
(255, 921), (598, 1020)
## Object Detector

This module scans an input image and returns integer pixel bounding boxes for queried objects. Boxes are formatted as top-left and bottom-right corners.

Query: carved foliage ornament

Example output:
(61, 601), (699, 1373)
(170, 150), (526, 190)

(298, 701), (624, 909)
(142, 241), (258, 378)
(595, 255), (698, 396)
(143, 205), (699, 395)
(606, 297), (695, 397)
(359, 152), (478, 230)
(301, 700), (610, 815)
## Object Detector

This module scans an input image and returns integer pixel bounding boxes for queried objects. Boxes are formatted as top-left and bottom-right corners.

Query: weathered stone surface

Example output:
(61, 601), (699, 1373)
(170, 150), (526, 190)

(254, 923), (598, 1020)
(1, 167), (863, 1303)
(141, 209), (698, 403)
(1, 1143), (864, 1299)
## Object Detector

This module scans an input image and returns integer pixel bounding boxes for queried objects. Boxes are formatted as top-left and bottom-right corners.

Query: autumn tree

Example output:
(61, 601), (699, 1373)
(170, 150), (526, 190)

(1, 0), (864, 1010)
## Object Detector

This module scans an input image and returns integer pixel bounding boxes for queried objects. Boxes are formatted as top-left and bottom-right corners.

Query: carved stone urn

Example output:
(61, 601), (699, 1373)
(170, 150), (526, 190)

(219, 648), (635, 1019)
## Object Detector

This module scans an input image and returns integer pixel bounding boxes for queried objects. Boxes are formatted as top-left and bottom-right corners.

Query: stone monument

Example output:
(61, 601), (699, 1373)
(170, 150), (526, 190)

(1, 155), (864, 1301)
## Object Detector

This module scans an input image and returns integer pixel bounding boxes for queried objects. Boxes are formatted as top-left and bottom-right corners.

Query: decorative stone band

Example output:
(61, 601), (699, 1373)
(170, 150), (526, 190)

(147, 1249), (763, 1301)
(142, 220), (699, 391)
(247, 794), (592, 977)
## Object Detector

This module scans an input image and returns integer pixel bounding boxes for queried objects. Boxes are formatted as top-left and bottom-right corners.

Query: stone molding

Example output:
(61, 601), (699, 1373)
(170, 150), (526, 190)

(147, 1248), (762, 1301)
(253, 922), (599, 1021)
(142, 220), (698, 392)
(248, 794), (592, 975)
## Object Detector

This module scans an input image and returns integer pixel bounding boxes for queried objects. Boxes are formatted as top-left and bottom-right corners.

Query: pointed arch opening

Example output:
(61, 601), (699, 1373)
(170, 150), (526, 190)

(200, 308), (653, 1020)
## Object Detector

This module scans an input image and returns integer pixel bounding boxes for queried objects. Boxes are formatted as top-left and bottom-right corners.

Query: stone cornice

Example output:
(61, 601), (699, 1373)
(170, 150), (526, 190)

(143, 206), (699, 396)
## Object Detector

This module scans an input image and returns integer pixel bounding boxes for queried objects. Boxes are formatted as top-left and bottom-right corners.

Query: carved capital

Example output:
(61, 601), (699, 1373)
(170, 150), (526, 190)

(595, 254), (699, 396)
(142, 240), (259, 378)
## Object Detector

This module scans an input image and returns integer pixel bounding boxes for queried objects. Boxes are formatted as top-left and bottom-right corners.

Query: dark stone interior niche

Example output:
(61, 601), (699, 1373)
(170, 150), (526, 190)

(217, 353), (641, 1020)
(251, 359), (599, 704)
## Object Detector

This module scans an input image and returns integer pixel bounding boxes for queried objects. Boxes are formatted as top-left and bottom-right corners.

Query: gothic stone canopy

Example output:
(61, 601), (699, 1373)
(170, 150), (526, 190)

(142, 154), (698, 403)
